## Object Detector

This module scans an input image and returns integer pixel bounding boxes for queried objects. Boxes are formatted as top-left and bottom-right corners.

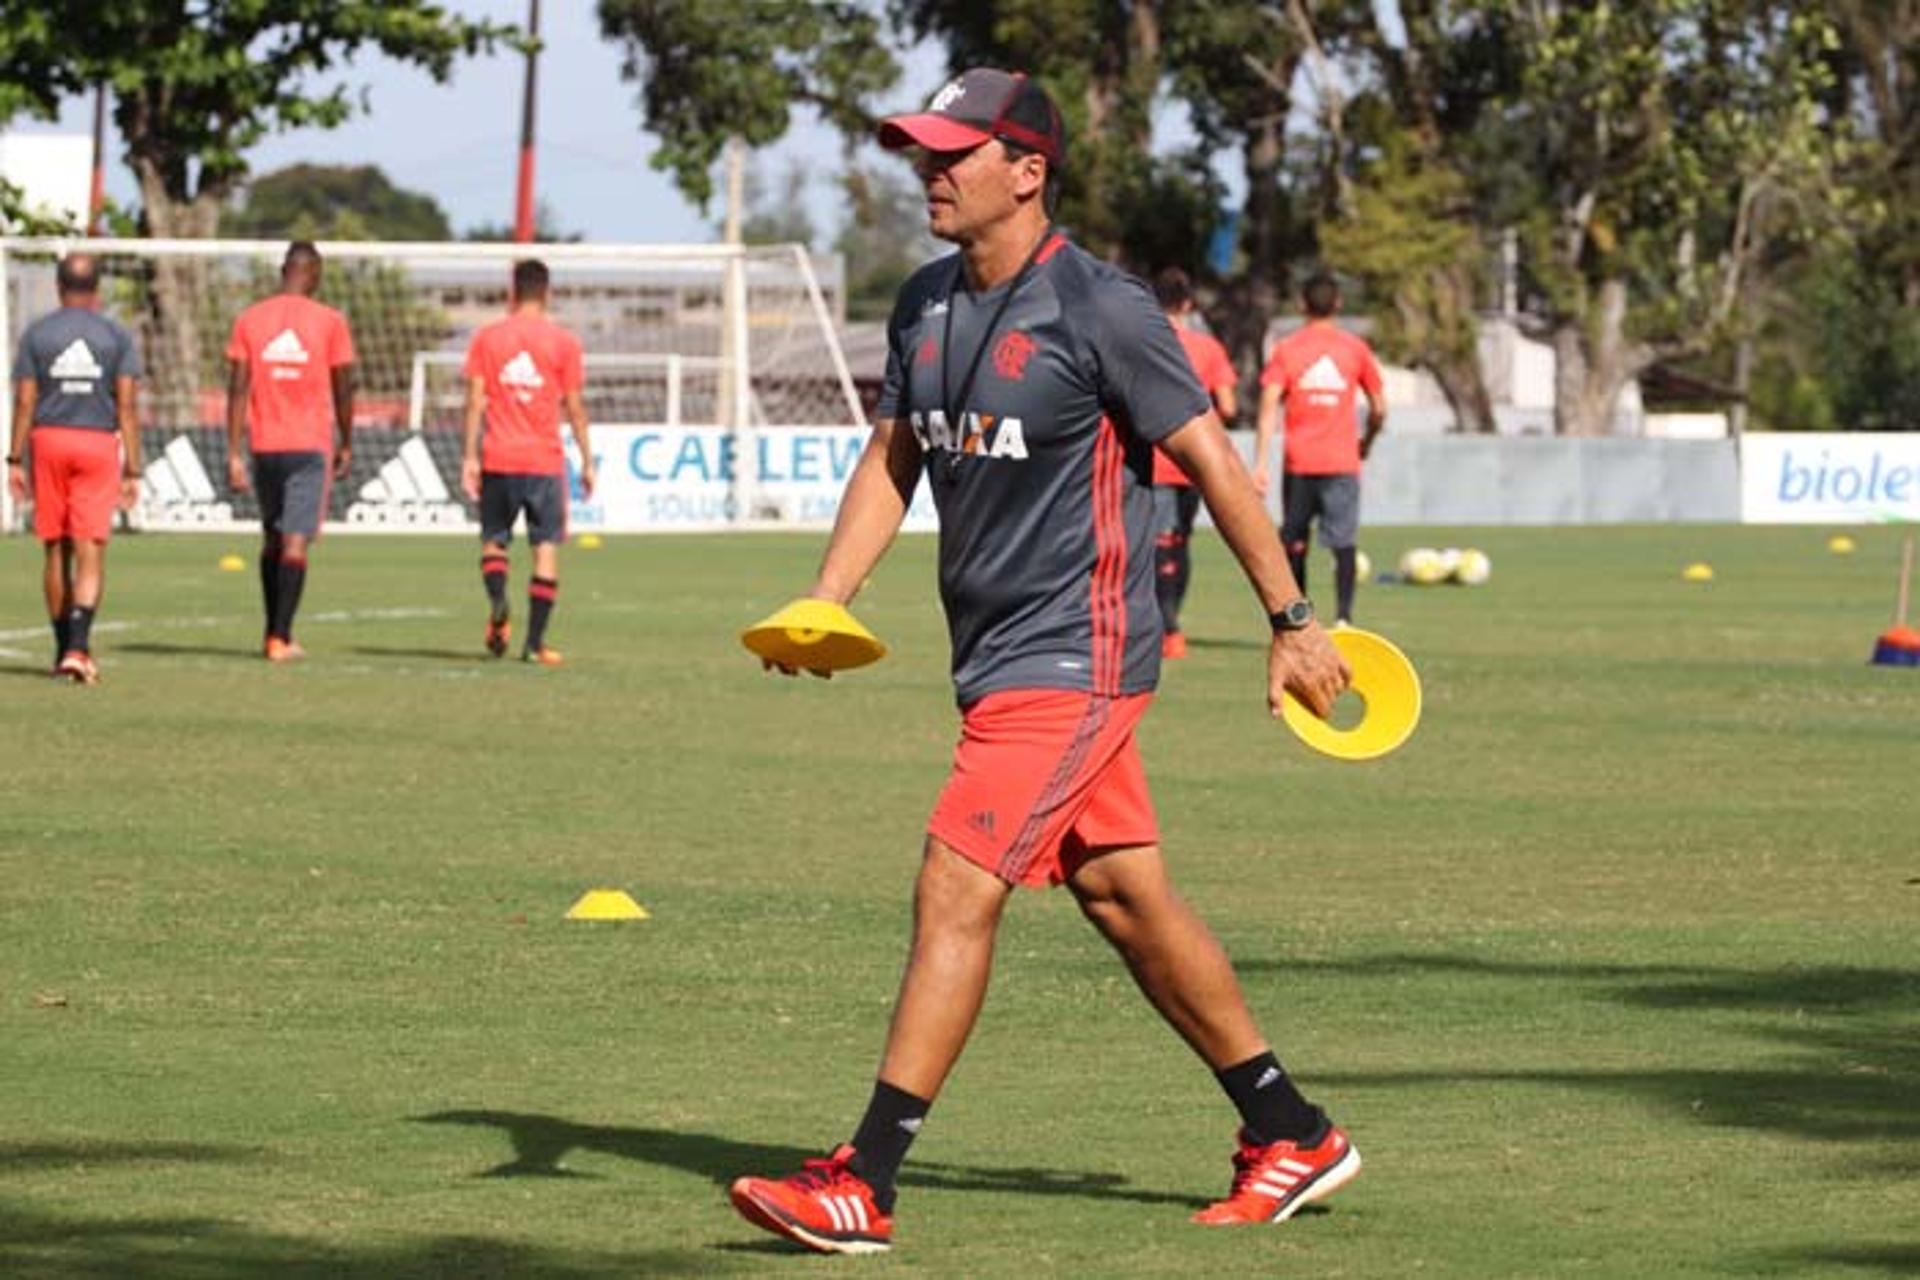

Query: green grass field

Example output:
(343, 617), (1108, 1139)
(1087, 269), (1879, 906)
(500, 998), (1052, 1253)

(2, 525), (1916, 1278)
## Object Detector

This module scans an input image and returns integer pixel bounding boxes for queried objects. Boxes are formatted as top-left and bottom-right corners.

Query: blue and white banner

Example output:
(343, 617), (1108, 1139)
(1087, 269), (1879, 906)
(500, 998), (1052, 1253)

(568, 425), (935, 533)
(1742, 433), (1920, 525)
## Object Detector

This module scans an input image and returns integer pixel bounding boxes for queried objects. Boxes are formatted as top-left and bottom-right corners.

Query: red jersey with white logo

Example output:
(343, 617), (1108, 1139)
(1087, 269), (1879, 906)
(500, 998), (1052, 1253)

(226, 293), (355, 453)
(1259, 322), (1382, 475)
(463, 311), (584, 476)
(1152, 326), (1236, 487)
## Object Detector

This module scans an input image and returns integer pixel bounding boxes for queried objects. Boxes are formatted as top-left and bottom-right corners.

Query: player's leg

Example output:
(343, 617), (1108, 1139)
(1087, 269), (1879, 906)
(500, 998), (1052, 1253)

(478, 472), (515, 657)
(1153, 485), (1186, 655)
(1322, 475), (1362, 625)
(1168, 486), (1201, 636)
(41, 540), (69, 668)
(729, 839), (1009, 1254)
(1069, 849), (1356, 1223)
(521, 475), (565, 664)
(266, 452), (327, 657)
(253, 454), (285, 644)
(1279, 471), (1314, 594)
(59, 537), (107, 680)
(44, 431), (116, 681)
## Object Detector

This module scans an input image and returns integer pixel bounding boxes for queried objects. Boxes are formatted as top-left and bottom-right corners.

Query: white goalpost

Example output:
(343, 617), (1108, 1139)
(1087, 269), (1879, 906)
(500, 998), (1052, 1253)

(0, 236), (870, 534)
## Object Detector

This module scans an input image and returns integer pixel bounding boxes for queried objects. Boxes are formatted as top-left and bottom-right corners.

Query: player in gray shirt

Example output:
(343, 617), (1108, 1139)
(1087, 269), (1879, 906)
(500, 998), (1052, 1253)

(730, 69), (1360, 1255)
(7, 253), (143, 682)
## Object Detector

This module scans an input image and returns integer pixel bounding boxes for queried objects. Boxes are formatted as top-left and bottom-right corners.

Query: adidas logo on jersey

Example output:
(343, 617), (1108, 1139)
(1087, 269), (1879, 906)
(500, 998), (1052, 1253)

(262, 328), (310, 364)
(908, 408), (1029, 461)
(49, 339), (103, 381)
(501, 350), (545, 388)
(1298, 354), (1349, 394)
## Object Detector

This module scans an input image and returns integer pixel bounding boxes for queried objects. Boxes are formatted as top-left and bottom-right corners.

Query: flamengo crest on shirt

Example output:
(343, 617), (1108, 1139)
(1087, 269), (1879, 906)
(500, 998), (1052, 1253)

(49, 339), (103, 382)
(909, 408), (1029, 460)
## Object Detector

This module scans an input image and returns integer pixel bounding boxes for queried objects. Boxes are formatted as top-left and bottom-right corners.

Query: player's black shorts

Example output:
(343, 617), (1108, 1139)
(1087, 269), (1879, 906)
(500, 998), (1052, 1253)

(479, 471), (567, 546)
(1280, 471), (1361, 549)
(253, 450), (329, 538)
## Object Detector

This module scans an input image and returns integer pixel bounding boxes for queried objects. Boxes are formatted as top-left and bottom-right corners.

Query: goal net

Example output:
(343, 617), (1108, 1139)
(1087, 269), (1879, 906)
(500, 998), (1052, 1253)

(1, 237), (869, 533)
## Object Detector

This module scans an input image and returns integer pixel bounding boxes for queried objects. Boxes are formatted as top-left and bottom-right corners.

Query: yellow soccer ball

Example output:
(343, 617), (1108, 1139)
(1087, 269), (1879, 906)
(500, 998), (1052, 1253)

(1453, 548), (1492, 586)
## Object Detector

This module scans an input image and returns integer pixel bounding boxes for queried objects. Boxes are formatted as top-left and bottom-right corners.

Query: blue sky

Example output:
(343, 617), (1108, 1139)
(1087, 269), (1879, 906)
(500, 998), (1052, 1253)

(17, 2), (948, 244)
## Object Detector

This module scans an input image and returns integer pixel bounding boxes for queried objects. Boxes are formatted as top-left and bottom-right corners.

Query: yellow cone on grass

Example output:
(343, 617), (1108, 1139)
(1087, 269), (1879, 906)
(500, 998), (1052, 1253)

(1682, 563), (1714, 582)
(566, 889), (649, 921)
(1828, 534), (1856, 555)
(218, 554), (246, 572)
(578, 533), (604, 549)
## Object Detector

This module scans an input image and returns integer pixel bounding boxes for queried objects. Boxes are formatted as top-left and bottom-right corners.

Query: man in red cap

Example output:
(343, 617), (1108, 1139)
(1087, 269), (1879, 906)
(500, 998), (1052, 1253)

(729, 67), (1359, 1255)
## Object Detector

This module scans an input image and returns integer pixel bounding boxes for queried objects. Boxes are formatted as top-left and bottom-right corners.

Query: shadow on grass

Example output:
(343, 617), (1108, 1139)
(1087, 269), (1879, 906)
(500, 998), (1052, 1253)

(1771, 1243), (1920, 1275)
(1239, 954), (1920, 1145)
(348, 646), (494, 664)
(415, 1110), (1201, 1209)
(0, 1141), (256, 1174)
(115, 641), (257, 660)
(0, 1201), (757, 1279)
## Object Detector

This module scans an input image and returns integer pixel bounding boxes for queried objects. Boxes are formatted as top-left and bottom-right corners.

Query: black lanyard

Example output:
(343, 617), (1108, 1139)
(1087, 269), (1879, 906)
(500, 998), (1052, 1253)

(940, 224), (1054, 431)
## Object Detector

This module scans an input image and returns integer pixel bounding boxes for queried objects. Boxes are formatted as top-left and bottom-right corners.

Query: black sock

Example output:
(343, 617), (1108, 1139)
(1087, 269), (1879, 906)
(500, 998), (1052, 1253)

(1285, 541), (1309, 595)
(481, 554), (509, 621)
(1155, 533), (1182, 633)
(271, 554), (307, 642)
(1215, 1051), (1325, 1147)
(1333, 547), (1358, 622)
(525, 576), (557, 654)
(52, 615), (70, 661)
(846, 1080), (929, 1212)
(64, 605), (95, 655)
(259, 550), (281, 637)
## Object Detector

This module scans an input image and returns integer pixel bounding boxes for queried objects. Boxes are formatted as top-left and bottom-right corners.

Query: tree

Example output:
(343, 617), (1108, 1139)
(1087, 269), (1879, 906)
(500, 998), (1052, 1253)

(0, 1), (505, 407)
(1491, 1), (1853, 435)
(597, 0), (897, 209)
(833, 162), (942, 321)
(464, 201), (584, 244)
(740, 159), (817, 248)
(223, 164), (454, 241)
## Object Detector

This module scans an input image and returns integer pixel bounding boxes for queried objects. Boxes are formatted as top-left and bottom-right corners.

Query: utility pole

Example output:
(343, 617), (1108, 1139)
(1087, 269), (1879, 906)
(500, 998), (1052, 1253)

(513, 0), (541, 243)
(88, 83), (107, 235)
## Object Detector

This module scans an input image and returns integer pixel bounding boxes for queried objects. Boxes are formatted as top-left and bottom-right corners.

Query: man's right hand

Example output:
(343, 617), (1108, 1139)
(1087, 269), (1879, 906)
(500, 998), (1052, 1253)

(1267, 622), (1351, 721)
(460, 456), (481, 502)
(6, 461), (27, 504)
(227, 454), (251, 494)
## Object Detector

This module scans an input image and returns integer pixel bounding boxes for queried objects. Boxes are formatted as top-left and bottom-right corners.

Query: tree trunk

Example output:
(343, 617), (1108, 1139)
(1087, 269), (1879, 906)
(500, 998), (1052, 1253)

(1552, 279), (1650, 436)
(1429, 347), (1497, 434)
(131, 157), (224, 432)
(1216, 114), (1287, 411)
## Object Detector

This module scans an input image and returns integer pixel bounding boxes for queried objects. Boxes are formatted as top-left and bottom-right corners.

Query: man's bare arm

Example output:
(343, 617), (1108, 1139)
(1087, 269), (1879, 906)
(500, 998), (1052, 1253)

(807, 416), (922, 604)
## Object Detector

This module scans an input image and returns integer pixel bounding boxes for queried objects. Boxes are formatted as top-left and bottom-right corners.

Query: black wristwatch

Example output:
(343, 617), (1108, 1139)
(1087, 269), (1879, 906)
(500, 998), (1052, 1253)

(1269, 597), (1315, 632)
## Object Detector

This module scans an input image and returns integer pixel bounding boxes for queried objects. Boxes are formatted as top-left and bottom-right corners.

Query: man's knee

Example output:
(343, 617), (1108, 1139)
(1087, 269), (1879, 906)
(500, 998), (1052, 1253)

(913, 838), (1010, 940)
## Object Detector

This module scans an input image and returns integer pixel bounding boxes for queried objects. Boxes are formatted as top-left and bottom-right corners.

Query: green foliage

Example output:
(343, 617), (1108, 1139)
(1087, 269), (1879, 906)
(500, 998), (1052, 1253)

(739, 160), (817, 249)
(834, 162), (942, 321)
(0, 1), (508, 215)
(222, 164), (454, 241)
(596, 0), (897, 209)
(462, 201), (584, 244)
(0, 174), (80, 234)
(1753, 248), (1920, 431)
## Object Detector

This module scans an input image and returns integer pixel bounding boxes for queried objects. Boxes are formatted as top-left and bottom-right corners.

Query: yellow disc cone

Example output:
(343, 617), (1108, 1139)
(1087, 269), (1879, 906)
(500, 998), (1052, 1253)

(565, 889), (650, 921)
(741, 598), (887, 674)
(1281, 627), (1422, 762)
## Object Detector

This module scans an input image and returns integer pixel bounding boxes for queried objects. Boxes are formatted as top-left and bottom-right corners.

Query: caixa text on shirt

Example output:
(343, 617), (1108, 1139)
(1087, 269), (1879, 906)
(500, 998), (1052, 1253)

(908, 409), (1029, 460)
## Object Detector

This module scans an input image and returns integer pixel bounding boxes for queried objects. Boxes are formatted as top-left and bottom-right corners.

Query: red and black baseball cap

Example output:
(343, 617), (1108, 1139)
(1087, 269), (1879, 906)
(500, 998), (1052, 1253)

(877, 68), (1066, 166)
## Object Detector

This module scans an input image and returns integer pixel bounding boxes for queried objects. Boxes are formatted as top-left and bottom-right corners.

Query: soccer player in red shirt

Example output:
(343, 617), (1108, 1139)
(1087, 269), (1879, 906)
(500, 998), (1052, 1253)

(7, 253), (143, 683)
(729, 69), (1359, 1256)
(1149, 267), (1239, 658)
(459, 259), (595, 665)
(225, 242), (355, 661)
(1253, 272), (1387, 627)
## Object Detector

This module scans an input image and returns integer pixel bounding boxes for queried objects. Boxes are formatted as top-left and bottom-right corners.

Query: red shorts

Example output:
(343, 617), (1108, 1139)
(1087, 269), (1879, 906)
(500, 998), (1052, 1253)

(928, 690), (1159, 888)
(30, 427), (121, 542)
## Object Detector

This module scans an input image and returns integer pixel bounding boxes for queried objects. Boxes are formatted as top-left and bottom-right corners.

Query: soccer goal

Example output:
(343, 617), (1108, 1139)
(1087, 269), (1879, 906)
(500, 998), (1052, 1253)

(0, 237), (867, 533)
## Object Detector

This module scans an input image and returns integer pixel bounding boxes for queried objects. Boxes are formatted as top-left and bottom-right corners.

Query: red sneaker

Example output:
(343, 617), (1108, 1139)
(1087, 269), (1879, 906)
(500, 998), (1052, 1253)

(54, 650), (99, 685)
(729, 1144), (893, 1255)
(1192, 1125), (1360, 1225)
(264, 637), (307, 663)
(485, 613), (510, 658)
(1162, 630), (1188, 659)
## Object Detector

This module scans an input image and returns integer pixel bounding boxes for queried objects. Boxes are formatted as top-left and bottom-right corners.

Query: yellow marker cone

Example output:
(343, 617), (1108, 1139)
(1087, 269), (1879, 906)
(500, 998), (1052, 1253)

(577, 532), (604, 549)
(1828, 534), (1856, 555)
(1281, 627), (1422, 762)
(565, 888), (650, 921)
(741, 598), (887, 674)
(1682, 562), (1714, 582)
(218, 554), (246, 572)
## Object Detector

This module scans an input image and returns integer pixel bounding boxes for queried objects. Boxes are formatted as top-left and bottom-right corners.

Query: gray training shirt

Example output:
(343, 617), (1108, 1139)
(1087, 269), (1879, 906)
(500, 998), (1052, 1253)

(878, 234), (1210, 706)
(13, 306), (143, 431)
